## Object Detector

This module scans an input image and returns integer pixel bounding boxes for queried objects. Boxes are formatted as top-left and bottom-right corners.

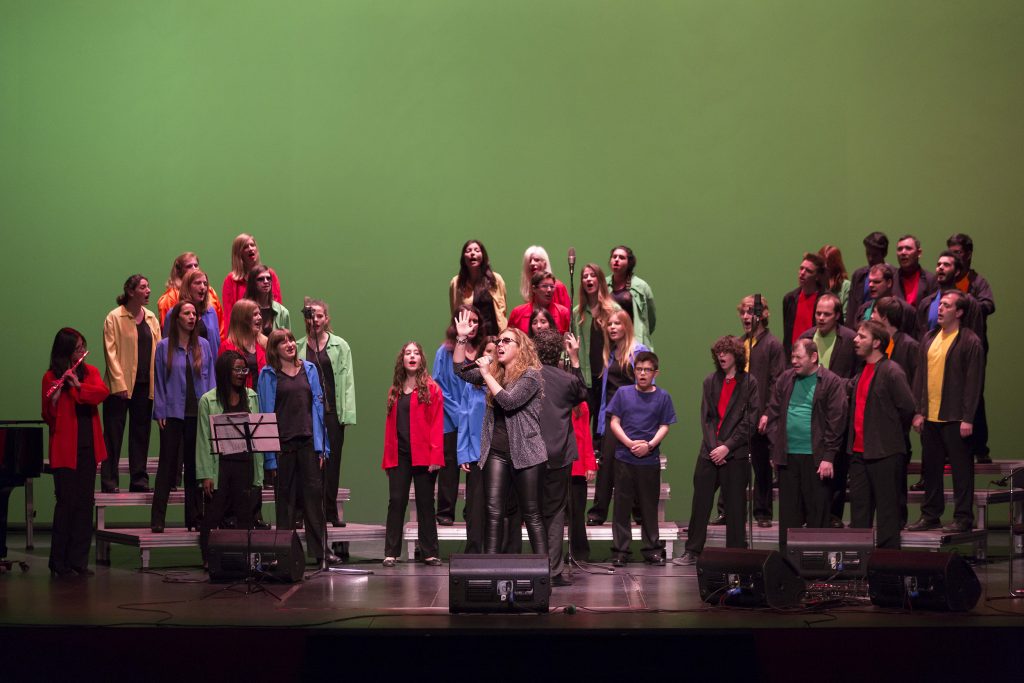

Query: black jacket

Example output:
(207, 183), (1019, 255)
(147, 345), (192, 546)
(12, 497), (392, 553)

(846, 358), (915, 459)
(799, 325), (862, 379)
(782, 287), (822, 355)
(855, 297), (918, 339)
(887, 331), (920, 388)
(912, 326), (985, 423)
(699, 371), (759, 461)
(893, 265), (938, 308)
(538, 364), (589, 469)
(846, 263), (895, 327)
(745, 328), (786, 414)
(915, 289), (984, 343)
(764, 365), (848, 467)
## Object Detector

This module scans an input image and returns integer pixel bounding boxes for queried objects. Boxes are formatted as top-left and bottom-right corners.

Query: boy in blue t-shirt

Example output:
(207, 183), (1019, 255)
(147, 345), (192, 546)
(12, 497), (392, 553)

(606, 351), (677, 566)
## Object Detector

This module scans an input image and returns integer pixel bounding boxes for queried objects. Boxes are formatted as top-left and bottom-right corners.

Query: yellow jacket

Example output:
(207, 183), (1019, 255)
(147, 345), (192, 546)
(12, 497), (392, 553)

(449, 272), (508, 334)
(102, 305), (162, 398)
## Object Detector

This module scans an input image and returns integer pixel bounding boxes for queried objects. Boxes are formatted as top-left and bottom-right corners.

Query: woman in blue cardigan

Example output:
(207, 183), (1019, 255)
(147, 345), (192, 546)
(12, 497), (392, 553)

(150, 302), (215, 533)
(258, 329), (339, 565)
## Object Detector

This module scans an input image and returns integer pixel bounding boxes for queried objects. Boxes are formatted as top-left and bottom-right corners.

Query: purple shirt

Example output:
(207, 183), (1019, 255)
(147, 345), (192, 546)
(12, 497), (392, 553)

(606, 385), (677, 466)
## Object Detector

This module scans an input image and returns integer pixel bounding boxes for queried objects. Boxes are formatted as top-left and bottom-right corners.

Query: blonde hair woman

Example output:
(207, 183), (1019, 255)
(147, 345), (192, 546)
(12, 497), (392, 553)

(519, 245), (571, 308)
(157, 252), (223, 323)
(219, 299), (266, 389)
(220, 233), (282, 340)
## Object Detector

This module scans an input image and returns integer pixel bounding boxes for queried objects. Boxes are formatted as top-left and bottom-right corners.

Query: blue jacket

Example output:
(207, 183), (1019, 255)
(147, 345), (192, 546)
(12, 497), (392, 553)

(597, 342), (650, 434)
(456, 380), (487, 465)
(257, 361), (329, 469)
(163, 307), (220, 358)
(152, 337), (216, 420)
(432, 344), (464, 434)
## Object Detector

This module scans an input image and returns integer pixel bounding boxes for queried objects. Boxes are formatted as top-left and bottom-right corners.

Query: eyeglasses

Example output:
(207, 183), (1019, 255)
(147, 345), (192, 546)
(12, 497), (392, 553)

(634, 367), (655, 374)
(496, 337), (518, 347)
(232, 367), (250, 375)
(535, 283), (556, 291)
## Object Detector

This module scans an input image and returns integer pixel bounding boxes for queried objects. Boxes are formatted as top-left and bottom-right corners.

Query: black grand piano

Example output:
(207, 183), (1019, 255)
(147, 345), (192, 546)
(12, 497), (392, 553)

(1, 420), (44, 567)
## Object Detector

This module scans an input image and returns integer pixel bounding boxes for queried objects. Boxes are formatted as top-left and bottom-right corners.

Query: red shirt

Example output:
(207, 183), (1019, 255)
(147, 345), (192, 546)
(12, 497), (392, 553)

(41, 364), (110, 469)
(716, 376), (737, 435)
(220, 268), (282, 341)
(508, 301), (571, 334)
(571, 402), (597, 476)
(901, 270), (921, 306)
(852, 362), (876, 453)
(792, 290), (816, 347)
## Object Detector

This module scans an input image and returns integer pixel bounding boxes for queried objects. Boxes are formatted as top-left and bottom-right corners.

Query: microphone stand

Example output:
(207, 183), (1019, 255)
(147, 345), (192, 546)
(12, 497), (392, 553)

(305, 321), (372, 578)
(746, 306), (764, 550)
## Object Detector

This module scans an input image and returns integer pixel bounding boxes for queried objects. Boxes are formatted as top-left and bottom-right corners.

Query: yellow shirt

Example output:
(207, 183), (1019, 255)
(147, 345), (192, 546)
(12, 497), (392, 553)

(926, 328), (958, 422)
(744, 336), (757, 373)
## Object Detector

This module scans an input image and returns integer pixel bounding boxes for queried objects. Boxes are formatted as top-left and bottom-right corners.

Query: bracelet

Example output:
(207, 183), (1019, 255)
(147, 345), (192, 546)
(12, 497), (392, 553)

(456, 337), (469, 345)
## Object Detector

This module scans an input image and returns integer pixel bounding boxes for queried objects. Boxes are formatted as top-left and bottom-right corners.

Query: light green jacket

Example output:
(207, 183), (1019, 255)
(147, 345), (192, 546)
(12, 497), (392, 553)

(605, 274), (656, 350)
(296, 333), (357, 425)
(195, 387), (264, 488)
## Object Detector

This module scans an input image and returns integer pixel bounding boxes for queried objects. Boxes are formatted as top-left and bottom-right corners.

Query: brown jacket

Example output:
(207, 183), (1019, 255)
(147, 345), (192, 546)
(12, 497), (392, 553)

(799, 325), (862, 379)
(846, 359), (915, 459)
(764, 365), (848, 467)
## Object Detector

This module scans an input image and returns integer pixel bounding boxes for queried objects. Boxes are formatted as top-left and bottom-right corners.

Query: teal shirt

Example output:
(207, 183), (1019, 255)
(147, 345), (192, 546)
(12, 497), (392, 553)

(785, 373), (818, 455)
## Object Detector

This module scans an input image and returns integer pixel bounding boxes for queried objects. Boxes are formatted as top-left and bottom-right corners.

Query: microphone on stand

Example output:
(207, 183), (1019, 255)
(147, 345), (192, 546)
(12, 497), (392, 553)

(568, 247), (576, 281)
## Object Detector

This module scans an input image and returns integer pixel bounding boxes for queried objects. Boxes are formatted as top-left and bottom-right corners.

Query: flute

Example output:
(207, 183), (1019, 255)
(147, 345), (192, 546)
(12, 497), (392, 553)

(46, 350), (89, 399)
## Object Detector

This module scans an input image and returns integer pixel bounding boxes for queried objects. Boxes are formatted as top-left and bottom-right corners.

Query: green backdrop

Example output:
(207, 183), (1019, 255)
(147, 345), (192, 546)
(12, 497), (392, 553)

(2, 1), (1022, 530)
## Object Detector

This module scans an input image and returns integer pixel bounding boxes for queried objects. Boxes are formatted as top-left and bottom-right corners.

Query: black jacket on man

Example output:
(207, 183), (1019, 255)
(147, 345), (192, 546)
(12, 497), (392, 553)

(915, 290), (984, 347)
(764, 365), (848, 467)
(782, 287), (822, 355)
(855, 297), (917, 339)
(912, 326), (985, 423)
(887, 331), (919, 387)
(746, 327), (786, 414)
(699, 371), (759, 461)
(538, 364), (589, 469)
(892, 265), (938, 308)
(846, 263), (895, 327)
(799, 325), (862, 379)
(845, 358), (915, 459)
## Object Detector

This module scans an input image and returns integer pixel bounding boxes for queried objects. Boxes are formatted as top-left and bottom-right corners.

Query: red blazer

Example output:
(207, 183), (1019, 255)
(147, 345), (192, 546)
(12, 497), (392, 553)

(381, 382), (445, 470)
(220, 268), (282, 341)
(571, 402), (597, 477)
(41, 364), (109, 469)
(219, 338), (267, 389)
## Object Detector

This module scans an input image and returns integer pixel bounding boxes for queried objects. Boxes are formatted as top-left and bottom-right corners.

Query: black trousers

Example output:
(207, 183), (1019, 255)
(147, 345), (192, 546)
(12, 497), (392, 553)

(777, 453), (831, 552)
(749, 433), (773, 520)
(921, 421), (974, 526)
(101, 381), (152, 490)
(463, 461), (484, 553)
(323, 416), (346, 523)
(849, 452), (903, 549)
(543, 464), (572, 576)
(150, 417), (199, 530)
(587, 418), (616, 523)
(967, 393), (989, 459)
(385, 450), (438, 558)
(611, 460), (663, 560)
(275, 438), (327, 561)
(568, 475), (590, 561)
(435, 430), (460, 522)
(829, 429), (851, 521)
(685, 456), (749, 554)
(483, 451), (547, 556)
(200, 456), (256, 561)
(50, 447), (96, 572)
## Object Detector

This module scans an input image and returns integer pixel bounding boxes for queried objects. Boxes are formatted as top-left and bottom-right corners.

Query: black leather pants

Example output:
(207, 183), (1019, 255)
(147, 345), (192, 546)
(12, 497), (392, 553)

(483, 450), (547, 557)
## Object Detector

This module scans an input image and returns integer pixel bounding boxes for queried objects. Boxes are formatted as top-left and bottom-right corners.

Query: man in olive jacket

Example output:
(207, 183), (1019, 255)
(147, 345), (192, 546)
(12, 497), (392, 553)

(760, 338), (848, 551)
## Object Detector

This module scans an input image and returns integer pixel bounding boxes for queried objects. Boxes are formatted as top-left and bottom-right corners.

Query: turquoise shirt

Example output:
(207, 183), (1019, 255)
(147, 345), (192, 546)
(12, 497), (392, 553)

(785, 373), (818, 455)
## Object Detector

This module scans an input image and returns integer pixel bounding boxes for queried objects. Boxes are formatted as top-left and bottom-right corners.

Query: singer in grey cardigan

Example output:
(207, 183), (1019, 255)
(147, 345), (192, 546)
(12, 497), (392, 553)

(453, 310), (548, 556)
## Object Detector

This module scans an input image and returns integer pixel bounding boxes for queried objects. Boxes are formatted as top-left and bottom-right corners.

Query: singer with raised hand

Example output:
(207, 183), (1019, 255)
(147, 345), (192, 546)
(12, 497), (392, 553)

(297, 298), (356, 528)
(519, 246), (571, 309)
(42, 328), (110, 577)
(258, 329), (339, 565)
(453, 311), (549, 557)
(101, 274), (162, 494)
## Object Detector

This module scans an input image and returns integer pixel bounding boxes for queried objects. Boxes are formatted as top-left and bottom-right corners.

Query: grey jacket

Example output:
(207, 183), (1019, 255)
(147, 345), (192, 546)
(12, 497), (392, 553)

(456, 364), (547, 470)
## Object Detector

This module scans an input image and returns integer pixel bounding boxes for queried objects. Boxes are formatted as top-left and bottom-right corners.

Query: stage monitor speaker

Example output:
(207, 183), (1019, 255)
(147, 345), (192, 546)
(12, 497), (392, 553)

(449, 553), (550, 614)
(785, 527), (875, 579)
(866, 549), (980, 612)
(208, 529), (305, 583)
(696, 548), (806, 608)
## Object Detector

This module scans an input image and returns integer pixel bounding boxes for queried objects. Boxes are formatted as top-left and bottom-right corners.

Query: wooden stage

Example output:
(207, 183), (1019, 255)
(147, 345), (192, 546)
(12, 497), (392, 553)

(2, 530), (1023, 682)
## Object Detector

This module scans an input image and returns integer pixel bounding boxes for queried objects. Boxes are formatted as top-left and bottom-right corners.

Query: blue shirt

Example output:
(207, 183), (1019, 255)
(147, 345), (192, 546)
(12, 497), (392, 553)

(163, 307), (220, 358)
(152, 337), (215, 420)
(456, 381), (487, 465)
(257, 361), (329, 468)
(432, 344), (464, 434)
(606, 385), (677, 466)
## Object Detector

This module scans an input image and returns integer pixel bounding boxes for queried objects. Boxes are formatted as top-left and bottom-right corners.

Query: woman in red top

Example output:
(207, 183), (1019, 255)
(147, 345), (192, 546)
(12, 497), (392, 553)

(220, 299), (266, 389)
(381, 341), (444, 568)
(42, 328), (109, 577)
(220, 233), (282, 340)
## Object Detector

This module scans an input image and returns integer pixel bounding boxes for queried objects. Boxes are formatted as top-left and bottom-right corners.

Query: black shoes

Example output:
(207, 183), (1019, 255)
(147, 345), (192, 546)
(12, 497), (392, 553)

(830, 516), (845, 529)
(551, 573), (573, 587)
(757, 518), (772, 528)
(644, 555), (666, 566)
(101, 486), (120, 494)
(321, 553), (344, 566)
(942, 520), (972, 533)
(129, 485), (152, 493)
(906, 517), (941, 531)
(672, 551), (699, 566)
(423, 557), (443, 567)
(150, 525), (164, 534)
(586, 516), (605, 526)
(710, 514), (727, 526)
(909, 480), (926, 492)
(71, 566), (95, 576)
(436, 516), (454, 527)
(611, 555), (627, 568)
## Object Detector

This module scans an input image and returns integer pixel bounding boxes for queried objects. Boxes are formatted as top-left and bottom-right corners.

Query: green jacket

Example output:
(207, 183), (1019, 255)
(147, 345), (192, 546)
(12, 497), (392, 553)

(605, 274), (656, 350)
(269, 300), (291, 332)
(571, 302), (621, 387)
(195, 387), (264, 488)
(296, 333), (357, 425)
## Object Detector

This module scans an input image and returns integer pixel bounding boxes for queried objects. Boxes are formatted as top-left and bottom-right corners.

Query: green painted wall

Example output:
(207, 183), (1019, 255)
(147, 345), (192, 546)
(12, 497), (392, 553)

(3, 1), (1022, 528)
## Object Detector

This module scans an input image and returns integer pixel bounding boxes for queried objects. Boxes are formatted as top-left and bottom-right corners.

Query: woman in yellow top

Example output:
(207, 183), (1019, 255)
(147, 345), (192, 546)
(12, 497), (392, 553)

(101, 274), (162, 493)
(157, 252), (223, 324)
(449, 240), (507, 337)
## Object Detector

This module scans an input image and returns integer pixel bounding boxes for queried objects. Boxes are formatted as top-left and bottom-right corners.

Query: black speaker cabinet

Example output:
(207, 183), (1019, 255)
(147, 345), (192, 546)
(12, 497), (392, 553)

(208, 529), (305, 583)
(785, 527), (875, 579)
(867, 549), (981, 612)
(449, 553), (550, 614)
(696, 548), (806, 608)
